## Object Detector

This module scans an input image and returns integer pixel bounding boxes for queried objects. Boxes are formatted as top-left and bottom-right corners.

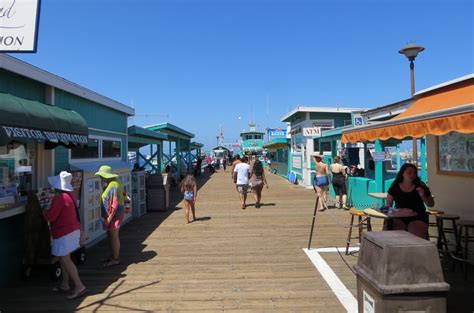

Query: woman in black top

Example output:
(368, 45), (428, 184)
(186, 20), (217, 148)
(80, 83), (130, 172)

(386, 163), (435, 238)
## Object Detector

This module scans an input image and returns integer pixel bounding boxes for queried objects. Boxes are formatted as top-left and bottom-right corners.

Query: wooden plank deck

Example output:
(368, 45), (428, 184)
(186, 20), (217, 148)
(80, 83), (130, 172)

(0, 169), (371, 312)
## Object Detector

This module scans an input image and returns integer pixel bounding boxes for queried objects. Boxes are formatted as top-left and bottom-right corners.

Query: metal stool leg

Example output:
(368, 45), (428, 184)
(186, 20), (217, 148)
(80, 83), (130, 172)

(346, 214), (355, 255)
(437, 218), (449, 254)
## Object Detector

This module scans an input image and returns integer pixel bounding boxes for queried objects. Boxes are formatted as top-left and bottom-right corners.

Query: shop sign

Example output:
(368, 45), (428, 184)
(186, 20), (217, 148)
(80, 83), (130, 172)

(268, 128), (286, 137)
(0, 0), (41, 52)
(1, 126), (88, 145)
(292, 156), (302, 169)
(372, 152), (386, 162)
(303, 127), (321, 137)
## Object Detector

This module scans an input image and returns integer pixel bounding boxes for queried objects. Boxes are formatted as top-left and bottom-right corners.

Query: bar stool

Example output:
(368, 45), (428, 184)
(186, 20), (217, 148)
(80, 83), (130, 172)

(345, 208), (369, 255)
(436, 214), (460, 256)
(456, 220), (474, 271)
(427, 209), (445, 241)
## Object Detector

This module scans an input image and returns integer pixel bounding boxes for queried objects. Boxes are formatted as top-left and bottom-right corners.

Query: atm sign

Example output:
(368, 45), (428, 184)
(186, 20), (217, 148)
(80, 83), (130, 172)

(303, 127), (321, 137)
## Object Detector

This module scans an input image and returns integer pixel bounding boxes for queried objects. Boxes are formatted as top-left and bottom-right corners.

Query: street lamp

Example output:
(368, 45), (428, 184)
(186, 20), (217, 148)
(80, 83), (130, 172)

(399, 43), (425, 97)
(399, 43), (425, 166)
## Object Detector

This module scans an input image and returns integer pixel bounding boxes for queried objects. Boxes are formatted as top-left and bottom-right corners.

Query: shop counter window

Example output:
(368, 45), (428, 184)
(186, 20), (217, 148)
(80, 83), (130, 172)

(71, 139), (99, 159)
(437, 131), (474, 176)
(103, 140), (121, 158)
(0, 142), (35, 215)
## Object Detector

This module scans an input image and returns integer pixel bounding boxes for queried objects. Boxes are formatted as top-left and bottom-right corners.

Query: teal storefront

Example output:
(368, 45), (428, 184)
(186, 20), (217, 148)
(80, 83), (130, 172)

(0, 54), (133, 286)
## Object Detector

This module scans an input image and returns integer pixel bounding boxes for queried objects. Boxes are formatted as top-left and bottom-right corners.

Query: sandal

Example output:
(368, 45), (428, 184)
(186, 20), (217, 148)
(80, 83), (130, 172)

(66, 287), (87, 300)
(241, 204), (246, 210)
(103, 259), (120, 267)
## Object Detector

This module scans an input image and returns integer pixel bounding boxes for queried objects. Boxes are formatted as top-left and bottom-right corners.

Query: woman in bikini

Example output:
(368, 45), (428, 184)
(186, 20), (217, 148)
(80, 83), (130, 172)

(180, 174), (198, 223)
(312, 154), (329, 211)
(250, 159), (268, 208)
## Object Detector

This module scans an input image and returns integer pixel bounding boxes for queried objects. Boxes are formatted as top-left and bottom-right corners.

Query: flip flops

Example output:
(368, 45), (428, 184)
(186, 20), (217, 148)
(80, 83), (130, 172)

(66, 287), (87, 300)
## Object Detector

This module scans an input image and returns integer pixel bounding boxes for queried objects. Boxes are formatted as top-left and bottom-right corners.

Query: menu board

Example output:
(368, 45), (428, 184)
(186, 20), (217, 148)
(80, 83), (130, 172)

(438, 132), (474, 175)
(69, 170), (84, 205)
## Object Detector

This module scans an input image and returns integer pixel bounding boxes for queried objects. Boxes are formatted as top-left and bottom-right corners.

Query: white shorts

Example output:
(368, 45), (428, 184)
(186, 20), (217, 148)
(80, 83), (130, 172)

(51, 229), (80, 257)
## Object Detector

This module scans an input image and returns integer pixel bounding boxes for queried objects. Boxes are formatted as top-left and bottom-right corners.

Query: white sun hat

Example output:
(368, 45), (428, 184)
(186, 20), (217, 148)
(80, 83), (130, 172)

(48, 171), (74, 192)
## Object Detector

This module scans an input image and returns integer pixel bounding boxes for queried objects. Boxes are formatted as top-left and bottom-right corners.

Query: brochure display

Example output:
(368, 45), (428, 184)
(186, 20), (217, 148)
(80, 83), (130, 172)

(132, 171), (146, 217)
(118, 172), (133, 223)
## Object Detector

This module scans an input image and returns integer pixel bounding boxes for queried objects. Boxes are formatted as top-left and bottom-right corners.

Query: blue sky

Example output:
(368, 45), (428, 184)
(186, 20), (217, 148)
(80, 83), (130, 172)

(13, 0), (473, 152)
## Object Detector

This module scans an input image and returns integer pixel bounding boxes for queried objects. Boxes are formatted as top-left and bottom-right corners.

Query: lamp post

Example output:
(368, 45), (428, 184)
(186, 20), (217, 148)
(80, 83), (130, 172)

(399, 43), (424, 165)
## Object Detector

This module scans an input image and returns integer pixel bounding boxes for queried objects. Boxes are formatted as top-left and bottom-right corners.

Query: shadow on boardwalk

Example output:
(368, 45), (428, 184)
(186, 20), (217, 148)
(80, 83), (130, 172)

(0, 171), (215, 312)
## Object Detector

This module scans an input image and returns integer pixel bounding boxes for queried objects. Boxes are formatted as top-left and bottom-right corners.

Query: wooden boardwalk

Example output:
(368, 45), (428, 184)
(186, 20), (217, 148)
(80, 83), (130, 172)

(0, 169), (368, 312)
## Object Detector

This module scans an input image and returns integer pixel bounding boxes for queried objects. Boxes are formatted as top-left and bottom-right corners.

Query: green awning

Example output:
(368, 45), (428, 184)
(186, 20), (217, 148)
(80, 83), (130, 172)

(128, 125), (168, 149)
(0, 93), (88, 148)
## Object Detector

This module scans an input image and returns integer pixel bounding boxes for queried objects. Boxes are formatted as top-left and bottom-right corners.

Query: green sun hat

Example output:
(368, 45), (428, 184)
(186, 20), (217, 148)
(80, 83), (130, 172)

(95, 165), (119, 179)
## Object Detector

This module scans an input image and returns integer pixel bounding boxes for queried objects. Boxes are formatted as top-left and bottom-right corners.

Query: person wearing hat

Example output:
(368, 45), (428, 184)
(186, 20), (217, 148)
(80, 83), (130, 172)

(44, 171), (87, 299)
(95, 165), (125, 267)
(311, 153), (330, 211)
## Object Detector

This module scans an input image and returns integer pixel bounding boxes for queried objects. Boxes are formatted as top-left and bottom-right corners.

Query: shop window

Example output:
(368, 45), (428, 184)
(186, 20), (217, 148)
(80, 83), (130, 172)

(313, 139), (320, 154)
(291, 133), (302, 153)
(344, 120), (352, 126)
(0, 142), (35, 212)
(71, 139), (99, 159)
(321, 141), (332, 152)
(103, 140), (121, 158)
(312, 119), (334, 132)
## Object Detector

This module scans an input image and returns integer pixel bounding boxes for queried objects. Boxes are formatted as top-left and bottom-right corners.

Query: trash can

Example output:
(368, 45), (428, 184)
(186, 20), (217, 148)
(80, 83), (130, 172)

(146, 174), (167, 212)
(354, 231), (450, 313)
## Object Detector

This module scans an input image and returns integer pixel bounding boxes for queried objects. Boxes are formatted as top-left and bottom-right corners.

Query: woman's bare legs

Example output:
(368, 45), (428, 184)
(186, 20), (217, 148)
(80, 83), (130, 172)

(184, 201), (190, 223)
(314, 186), (325, 211)
(407, 220), (428, 238)
(252, 187), (258, 204)
(108, 228), (120, 261)
(342, 194), (347, 209)
(59, 254), (85, 293)
(190, 200), (196, 220)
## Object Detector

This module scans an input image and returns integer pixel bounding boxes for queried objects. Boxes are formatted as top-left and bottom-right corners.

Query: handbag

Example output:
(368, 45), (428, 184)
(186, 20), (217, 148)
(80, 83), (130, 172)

(65, 192), (86, 247)
(314, 175), (329, 187)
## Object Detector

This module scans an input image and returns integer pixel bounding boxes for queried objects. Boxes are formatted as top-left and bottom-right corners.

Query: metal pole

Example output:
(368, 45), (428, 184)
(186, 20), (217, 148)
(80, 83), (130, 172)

(307, 196), (320, 250)
(410, 60), (418, 167)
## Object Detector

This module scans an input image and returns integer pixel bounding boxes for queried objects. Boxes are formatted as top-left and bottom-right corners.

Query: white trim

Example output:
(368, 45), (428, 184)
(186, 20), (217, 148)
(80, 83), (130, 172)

(345, 103), (474, 134)
(311, 247), (359, 253)
(88, 128), (128, 136)
(0, 206), (25, 219)
(0, 54), (134, 115)
(281, 106), (367, 122)
(69, 135), (123, 163)
(414, 73), (474, 96)
(303, 248), (358, 313)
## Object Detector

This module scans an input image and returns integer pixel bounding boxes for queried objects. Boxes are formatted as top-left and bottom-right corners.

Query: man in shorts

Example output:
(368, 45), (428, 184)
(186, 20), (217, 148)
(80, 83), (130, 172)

(233, 156), (251, 209)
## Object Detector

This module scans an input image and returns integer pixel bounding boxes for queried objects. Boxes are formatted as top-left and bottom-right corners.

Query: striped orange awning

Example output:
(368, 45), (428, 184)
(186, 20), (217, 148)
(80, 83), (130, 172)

(342, 78), (474, 143)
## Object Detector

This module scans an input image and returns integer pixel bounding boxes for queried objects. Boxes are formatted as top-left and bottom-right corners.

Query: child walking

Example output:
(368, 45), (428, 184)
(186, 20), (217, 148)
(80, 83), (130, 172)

(180, 174), (197, 223)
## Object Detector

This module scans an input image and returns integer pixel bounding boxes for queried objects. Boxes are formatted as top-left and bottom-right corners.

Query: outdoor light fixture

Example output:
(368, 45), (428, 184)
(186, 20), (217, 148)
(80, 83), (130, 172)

(399, 43), (425, 96)
(399, 43), (425, 166)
